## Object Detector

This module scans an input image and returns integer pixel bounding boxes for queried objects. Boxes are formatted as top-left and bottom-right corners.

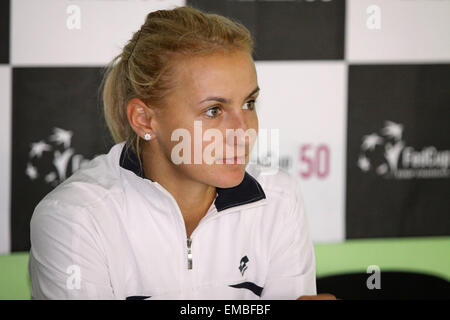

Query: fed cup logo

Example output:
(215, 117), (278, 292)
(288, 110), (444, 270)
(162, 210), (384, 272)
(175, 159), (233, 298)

(357, 121), (450, 179)
(25, 127), (93, 187)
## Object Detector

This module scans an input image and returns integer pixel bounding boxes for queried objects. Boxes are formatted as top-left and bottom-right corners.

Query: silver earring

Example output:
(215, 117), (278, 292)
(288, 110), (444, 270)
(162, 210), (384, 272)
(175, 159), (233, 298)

(144, 133), (152, 141)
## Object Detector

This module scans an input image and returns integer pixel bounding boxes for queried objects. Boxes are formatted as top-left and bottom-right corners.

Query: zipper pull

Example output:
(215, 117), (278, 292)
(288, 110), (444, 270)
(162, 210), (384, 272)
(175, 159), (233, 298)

(187, 238), (193, 270)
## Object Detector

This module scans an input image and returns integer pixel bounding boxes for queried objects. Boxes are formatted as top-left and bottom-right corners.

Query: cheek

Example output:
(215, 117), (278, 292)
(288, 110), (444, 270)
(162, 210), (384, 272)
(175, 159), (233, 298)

(246, 113), (259, 147)
(239, 109), (258, 135)
(251, 110), (259, 136)
(154, 120), (194, 163)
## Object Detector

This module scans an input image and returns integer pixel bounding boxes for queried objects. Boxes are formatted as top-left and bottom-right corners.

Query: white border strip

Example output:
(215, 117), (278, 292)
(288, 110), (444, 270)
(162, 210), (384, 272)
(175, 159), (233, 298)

(0, 65), (11, 254)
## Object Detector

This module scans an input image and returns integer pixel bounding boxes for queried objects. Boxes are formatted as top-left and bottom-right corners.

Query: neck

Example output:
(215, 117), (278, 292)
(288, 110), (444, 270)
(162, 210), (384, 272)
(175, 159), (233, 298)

(141, 144), (217, 221)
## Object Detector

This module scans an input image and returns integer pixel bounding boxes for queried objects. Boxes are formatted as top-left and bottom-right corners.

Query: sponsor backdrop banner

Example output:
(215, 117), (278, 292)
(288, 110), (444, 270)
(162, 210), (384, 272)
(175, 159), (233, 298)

(347, 64), (450, 238)
(0, 0), (449, 253)
(11, 67), (113, 251)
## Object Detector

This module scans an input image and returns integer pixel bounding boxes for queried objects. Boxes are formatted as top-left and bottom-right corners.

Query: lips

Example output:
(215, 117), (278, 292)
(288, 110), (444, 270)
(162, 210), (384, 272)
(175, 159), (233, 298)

(220, 155), (247, 164)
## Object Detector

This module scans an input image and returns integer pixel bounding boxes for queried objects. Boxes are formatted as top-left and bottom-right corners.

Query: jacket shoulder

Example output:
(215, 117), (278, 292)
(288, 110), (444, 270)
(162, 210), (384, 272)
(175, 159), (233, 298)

(37, 144), (124, 211)
(247, 164), (299, 197)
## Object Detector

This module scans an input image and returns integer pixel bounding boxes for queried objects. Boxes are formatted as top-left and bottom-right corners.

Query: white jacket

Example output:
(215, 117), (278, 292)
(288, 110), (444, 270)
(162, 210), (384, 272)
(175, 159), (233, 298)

(28, 141), (316, 299)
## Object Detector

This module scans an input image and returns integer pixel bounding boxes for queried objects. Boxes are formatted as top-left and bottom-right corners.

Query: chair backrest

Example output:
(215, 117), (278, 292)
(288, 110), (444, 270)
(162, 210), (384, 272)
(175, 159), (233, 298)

(317, 271), (450, 299)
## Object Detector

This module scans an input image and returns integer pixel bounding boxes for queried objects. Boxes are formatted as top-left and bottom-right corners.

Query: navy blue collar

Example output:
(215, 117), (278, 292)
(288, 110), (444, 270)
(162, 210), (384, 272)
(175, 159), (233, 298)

(119, 142), (266, 212)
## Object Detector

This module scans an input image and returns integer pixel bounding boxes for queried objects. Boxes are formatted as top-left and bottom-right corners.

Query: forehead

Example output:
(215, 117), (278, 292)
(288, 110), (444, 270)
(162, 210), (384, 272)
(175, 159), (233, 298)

(170, 50), (257, 103)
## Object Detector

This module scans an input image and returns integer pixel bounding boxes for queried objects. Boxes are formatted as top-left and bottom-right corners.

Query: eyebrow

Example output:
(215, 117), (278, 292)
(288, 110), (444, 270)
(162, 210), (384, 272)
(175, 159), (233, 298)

(198, 86), (260, 104)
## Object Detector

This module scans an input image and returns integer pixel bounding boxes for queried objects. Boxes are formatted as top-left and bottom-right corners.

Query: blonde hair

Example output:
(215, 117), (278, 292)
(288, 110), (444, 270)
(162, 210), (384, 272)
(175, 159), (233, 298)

(100, 5), (254, 167)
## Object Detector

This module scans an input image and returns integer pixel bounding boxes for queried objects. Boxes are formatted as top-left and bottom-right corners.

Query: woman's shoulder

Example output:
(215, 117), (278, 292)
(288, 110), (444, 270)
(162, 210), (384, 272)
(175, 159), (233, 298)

(246, 164), (306, 227)
(36, 143), (125, 212)
(246, 163), (301, 199)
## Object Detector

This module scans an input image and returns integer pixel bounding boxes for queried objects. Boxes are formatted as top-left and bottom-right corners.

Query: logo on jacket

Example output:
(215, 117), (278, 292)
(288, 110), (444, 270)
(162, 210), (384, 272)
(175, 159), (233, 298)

(239, 256), (249, 276)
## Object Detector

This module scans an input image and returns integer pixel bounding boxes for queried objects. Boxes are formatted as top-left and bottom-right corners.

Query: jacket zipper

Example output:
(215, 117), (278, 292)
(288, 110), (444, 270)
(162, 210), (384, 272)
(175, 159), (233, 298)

(183, 199), (267, 270)
(145, 180), (268, 272)
(151, 181), (268, 271)
(186, 238), (193, 270)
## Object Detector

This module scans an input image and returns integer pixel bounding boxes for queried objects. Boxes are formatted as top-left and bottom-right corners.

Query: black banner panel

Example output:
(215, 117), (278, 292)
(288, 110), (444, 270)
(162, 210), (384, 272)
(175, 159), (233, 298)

(346, 64), (450, 238)
(0, 0), (10, 63)
(11, 67), (114, 251)
(187, 0), (345, 60)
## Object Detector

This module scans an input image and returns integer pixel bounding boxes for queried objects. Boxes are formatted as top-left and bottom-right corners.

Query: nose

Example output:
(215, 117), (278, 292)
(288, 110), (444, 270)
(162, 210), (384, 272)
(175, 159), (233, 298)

(224, 110), (252, 151)
(230, 108), (249, 131)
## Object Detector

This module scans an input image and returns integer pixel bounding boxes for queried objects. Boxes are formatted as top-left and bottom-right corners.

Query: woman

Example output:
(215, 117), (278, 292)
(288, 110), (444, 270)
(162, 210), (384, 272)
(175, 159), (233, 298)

(28, 5), (331, 300)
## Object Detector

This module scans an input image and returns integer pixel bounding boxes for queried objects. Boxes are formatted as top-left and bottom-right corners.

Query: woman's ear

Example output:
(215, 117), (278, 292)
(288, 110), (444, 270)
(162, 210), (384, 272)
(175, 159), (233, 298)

(126, 98), (156, 139)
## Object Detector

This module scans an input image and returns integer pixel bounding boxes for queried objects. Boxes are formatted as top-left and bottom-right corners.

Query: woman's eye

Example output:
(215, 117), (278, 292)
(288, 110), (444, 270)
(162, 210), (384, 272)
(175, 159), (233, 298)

(205, 106), (221, 118)
(243, 99), (257, 111)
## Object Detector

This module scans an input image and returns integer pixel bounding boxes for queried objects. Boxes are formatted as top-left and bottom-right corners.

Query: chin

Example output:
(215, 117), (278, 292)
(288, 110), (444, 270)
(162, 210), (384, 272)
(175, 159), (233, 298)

(210, 163), (247, 188)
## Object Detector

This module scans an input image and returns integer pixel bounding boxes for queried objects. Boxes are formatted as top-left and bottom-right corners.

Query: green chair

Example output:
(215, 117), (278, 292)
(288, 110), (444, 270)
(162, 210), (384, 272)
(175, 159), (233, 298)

(314, 236), (450, 280)
(314, 236), (450, 299)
